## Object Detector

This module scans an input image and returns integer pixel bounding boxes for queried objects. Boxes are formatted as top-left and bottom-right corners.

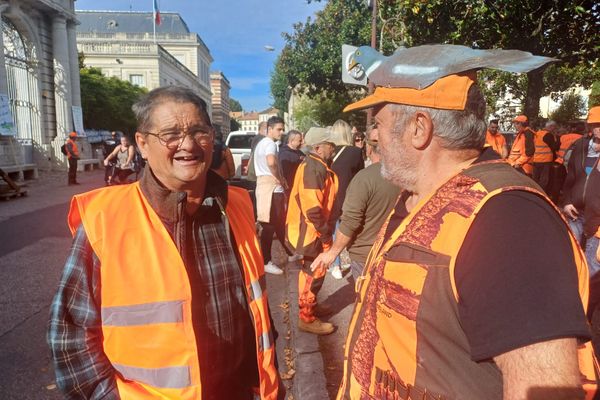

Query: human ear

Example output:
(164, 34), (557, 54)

(135, 132), (149, 159)
(411, 111), (433, 150)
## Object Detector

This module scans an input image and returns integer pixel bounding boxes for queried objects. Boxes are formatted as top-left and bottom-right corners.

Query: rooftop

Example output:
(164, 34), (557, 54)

(76, 10), (190, 34)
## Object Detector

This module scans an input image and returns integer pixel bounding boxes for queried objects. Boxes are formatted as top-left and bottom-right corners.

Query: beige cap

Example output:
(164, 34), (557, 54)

(304, 127), (335, 146)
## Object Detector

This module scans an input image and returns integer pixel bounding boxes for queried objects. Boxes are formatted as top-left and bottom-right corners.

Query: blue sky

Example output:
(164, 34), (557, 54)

(74, 0), (326, 112)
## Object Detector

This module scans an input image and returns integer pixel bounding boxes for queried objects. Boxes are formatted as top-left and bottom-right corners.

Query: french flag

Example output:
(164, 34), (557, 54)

(153, 0), (161, 26)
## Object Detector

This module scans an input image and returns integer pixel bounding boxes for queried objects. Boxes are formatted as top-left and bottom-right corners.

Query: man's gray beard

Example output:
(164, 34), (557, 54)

(380, 159), (416, 191)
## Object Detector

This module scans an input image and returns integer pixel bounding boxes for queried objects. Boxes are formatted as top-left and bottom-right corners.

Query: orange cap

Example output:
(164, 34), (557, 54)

(344, 73), (475, 112)
(513, 115), (528, 123)
(588, 106), (600, 124)
(69, 131), (77, 138)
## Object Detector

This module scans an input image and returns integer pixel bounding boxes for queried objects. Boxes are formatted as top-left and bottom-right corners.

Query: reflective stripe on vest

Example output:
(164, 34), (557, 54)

(68, 183), (281, 399)
(113, 364), (191, 389)
(533, 130), (554, 163)
(102, 301), (184, 326)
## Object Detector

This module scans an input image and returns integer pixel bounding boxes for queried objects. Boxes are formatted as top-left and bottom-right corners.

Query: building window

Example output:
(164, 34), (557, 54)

(129, 74), (145, 87)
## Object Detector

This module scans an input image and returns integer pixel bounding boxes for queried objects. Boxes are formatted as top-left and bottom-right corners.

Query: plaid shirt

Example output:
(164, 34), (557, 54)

(48, 172), (258, 399)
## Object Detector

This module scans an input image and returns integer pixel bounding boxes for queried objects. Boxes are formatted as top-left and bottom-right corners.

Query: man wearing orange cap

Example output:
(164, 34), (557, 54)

(338, 72), (597, 399)
(65, 131), (80, 185)
(507, 114), (535, 175)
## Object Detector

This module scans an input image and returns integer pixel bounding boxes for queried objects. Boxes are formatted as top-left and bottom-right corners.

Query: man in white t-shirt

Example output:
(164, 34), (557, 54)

(255, 116), (301, 274)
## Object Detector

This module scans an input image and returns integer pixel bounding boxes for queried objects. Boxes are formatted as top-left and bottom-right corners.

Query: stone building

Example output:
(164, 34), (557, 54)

(76, 10), (212, 111)
(210, 71), (230, 136)
(0, 0), (83, 176)
(238, 111), (259, 132)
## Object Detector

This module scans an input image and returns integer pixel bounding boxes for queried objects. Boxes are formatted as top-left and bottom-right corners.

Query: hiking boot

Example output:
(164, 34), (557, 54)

(264, 261), (283, 275)
(298, 318), (335, 335)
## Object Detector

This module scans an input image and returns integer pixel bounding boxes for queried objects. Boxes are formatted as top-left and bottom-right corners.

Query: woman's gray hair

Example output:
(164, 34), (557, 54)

(390, 84), (487, 150)
(132, 86), (211, 132)
(330, 119), (353, 146)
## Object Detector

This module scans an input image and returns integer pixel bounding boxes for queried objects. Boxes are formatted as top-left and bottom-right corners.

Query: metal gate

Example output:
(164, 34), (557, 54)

(2, 17), (41, 164)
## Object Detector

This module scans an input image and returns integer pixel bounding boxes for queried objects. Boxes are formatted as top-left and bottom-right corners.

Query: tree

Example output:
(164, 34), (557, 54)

(230, 118), (241, 131)
(589, 81), (600, 108)
(271, 0), (371, 121)
(549, 92), (587, 123)
(289, 0), (599, 122)
(79, 67), (147, 135)
(229, 98), (243, 112)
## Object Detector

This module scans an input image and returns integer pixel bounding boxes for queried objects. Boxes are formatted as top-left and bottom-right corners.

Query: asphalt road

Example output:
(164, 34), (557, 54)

(0, 169), (104, 399)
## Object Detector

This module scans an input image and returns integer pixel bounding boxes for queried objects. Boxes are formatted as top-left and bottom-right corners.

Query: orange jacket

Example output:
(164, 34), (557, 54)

(508, 127), (535, 174)
(286, 153), (338, 257)
(338, 161), (597, 400)
(485, 131), (506, 158)
(556, 133), (583, 165)
(68, 183), (281, 399)
(532, 129), (554, 163)
(66, 138), (79, 159)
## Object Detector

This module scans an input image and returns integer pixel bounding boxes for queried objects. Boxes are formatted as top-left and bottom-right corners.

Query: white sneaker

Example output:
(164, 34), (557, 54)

(288, 253), (304, 262)
(264, 262), (283, 275)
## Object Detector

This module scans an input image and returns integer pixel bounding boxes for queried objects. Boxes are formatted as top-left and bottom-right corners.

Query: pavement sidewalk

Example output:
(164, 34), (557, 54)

(266, 248), (355, 400)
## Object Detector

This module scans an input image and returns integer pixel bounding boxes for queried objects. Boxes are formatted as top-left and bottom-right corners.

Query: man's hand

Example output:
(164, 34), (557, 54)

(311, 250), (337, 271)
(563, 204), (579, 220)
(103, 159), (109, 166)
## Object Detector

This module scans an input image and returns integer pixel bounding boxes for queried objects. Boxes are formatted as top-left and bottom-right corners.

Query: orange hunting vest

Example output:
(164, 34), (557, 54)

(508, 129), (534, 174)
(338, 161), (597, 400)
(485, 131), (506, 157)
(68, 183), (280, 399)
(556, 133), (583, 165)
(66, 138), (79, 159)
(532, 130), (554, 163)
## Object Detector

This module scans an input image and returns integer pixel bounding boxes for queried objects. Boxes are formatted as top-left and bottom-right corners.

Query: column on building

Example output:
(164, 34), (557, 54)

(52, 15), (73, 137)
(67, 20), (81, 108)
(0, 5), (10, 95)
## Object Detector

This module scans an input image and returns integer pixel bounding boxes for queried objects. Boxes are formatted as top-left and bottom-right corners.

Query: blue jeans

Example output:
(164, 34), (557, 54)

(585, 236), (600, 278)
(568, 217), (600, 277)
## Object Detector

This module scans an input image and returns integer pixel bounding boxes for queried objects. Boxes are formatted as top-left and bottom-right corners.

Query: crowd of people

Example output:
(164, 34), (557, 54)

(49, 60), (600, 397)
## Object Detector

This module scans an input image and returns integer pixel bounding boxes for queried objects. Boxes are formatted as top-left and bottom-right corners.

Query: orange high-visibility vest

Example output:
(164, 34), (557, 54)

(68, 183), (280, 399)
(338, 161), (598, 400)
(508, 128), (534, 174)
(485, 131), (506, 158)
(286, 153), (338, 257)
(556, 133), (583, 165)
(532, 129), (554, 163)
(66, 138), (79, 159)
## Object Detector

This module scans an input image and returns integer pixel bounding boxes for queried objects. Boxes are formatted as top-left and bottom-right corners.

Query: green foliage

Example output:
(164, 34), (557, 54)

(549, 92), (587, 123)
(229, 98), (243, 112)
(79, 67), (147, 135)
(78, 52), (86, 69)
(588, 81), (600, 108)
(230, 118), (241, 131)
(271, 0), (371, 113)
(278, 0), (599, 121)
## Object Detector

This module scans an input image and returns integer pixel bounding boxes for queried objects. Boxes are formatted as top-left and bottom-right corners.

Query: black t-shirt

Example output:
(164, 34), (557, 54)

(384, 177), (590, 362)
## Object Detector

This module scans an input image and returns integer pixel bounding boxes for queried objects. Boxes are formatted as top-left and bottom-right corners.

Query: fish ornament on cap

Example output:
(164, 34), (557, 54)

(344, 44), (555, 112)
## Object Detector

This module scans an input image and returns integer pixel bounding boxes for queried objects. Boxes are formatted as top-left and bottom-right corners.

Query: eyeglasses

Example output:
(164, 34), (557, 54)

(354, 137), (364, 143)
(143, 128), (213, 149)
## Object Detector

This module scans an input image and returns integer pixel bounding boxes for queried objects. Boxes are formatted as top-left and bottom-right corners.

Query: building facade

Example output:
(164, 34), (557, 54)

(76, 11), (212, 111)
(0, 0), (82, 171)
(210, 71), (230, 136)
(238, 111), (259, 132)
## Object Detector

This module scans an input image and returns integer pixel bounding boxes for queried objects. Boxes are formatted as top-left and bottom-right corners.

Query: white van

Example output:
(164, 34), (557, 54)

(225, 130), (257, 179)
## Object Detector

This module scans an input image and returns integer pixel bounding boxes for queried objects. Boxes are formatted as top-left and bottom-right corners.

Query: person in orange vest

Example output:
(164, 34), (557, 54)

(286, 126), (338, 335)
(65, 131), (80, 185)
(484, 118), (507, 158)
(48, 86), (283, 399)
(338, 60), (597, 398)
(548, 123), (584, 203)
(507, 114), (535, 175)
(531, 120), (558, 192)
